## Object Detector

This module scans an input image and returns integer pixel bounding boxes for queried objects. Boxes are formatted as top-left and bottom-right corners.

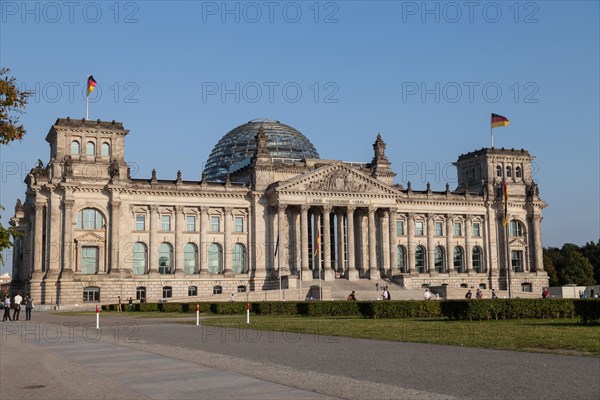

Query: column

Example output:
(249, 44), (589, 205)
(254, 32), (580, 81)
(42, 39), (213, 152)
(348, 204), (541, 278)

(323, 206), (334, 280)
(47, 189), (61, 277)
(381, 210), (390, 275)
(300, 206), (310, 278)
(346, 206), (358, 280)
(62, 200), (75, 273)
(315, 211), (322, 276)
(294, 208), (301, 276)
(407, 213), (415, 273)
(389, 208), (397, 276)
(148, 205), (158, 273)
(465, 217), (472, 273)
(368, 207), (378, 278)
(199, 207), (208, 275)
(223, 207), (233, 274)
(336, 209), (345, 274)
(174, 206), (185, 274)
(426, 214), (434, 273)
(446, 215), (454, 273)
(277, 205), (289, 274)
(533, 215), (543, 272)
(33, 204), (44, 275)
(107, 200), (120, 274)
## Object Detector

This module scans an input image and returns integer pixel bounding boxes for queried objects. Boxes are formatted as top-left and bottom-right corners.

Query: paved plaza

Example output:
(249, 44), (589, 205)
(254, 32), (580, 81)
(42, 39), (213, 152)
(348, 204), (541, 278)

(1, 312), (599, 399)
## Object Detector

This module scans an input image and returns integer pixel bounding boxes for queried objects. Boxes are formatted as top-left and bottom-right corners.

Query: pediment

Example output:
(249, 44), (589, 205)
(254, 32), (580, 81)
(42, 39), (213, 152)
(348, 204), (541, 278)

(75, 232), (105, 243)
(276, 163), (399, 195)
(509, 237), (527, 247)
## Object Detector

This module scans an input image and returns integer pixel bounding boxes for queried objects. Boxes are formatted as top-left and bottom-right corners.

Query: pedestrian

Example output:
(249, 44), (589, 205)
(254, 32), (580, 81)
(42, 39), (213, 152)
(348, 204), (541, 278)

(423, 289), (431, 300)
(229, 293), (235, 302)
(128, 297), (133, 312)
(25, 295), (34, 321)
(375, 283), (379, 291)
(465, 290), (472, 299)
(117, 296), (122, 312)
(491, 289), (498, 299)
(475, 289), (482, 299)
(2, 297), (11, 321)
(435, 293), (440, 300)
(13, 292), (22, 320)
(542, 288), (550, 299)
(347, 290), (356, 301)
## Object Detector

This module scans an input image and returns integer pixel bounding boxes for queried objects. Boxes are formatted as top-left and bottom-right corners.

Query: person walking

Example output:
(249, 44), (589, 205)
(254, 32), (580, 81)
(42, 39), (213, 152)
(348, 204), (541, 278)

(423, 289), (431, 300)
(128, 297), (133, 312)
(2, 296), (12, 321)
(347, 291), (357, 301)
(12, 292), (22, 320)
(465, 290), (472, 299)
(491, 289), (498, 299)
(117, 296), (122, 312)
(25, 295), (33, 321)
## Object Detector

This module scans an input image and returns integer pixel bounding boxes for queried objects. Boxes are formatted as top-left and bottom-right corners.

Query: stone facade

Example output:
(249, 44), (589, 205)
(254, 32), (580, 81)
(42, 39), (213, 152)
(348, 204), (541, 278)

(9, 118), (548, 305)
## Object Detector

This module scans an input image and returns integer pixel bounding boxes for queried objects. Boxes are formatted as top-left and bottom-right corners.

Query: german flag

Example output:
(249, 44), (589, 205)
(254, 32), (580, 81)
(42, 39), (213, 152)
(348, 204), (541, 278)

(314, 228), (321, 257)
(492, 113), (509, 128)
(87, 75), (97, 96)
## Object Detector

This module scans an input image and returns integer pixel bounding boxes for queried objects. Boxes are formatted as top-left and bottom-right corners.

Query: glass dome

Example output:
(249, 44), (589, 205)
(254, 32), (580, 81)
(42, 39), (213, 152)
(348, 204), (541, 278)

(203, 119), (320, 181)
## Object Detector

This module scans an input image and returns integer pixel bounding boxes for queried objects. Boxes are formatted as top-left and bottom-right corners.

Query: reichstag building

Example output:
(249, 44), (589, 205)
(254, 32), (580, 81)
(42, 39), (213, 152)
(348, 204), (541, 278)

(9, 118), (548, 305)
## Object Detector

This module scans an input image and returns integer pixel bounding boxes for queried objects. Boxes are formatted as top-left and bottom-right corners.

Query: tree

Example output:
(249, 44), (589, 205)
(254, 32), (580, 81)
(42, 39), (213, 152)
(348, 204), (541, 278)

(0, 68), (31, 265)
(0, 68), (32, 144)
(581, 240), (600, 285)
(558, 246), (595, 286)
(543, 251), (559, 286)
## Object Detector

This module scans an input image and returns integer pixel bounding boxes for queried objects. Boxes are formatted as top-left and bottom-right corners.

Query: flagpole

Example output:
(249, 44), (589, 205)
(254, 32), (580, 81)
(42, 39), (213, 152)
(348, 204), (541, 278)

(277, 220), (282, 302)
(490, 113), (493, 148)
(86, 93), (89, 120)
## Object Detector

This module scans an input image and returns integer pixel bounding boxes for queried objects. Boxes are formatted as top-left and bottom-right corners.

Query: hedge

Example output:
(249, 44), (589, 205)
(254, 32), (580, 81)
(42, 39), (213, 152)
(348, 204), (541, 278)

(101, 299), (600, 324)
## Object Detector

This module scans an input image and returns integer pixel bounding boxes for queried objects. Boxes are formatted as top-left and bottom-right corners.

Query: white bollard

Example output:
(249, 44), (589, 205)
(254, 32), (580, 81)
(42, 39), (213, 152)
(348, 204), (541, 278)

(96, 304), (100, 329)
(246, 302), (250, 324)
(196, 303), (200, 326)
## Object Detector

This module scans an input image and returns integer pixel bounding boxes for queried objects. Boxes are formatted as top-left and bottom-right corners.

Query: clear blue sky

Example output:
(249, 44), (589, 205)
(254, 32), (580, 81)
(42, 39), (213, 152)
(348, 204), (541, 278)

(1, 1), (599, 274)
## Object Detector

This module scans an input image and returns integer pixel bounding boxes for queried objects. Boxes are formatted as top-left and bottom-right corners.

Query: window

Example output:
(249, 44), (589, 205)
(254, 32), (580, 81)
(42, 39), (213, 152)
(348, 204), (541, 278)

(415, 245), (426, 273)
(162, 286), (172, 299)
(71, 140), (80, 155)
(188, 286), (198, 296)
(81, 246), (99, 274)
(396, 220), (405, 236)
(397, 245), (407, 272)
(213, 285), (223, 295)
(435, 222), (443, 236)
(136, 286), (146, 301)
(237, 285), (247, 293)
(479, 284), (486, 289)
(511, 250), (523, 272)
(453, 222), (462, 236)
(77, 208), (105, 230)
(521, 282), (532, 292)
(186, 216), (196, 232)
(415, 221), (424, 236)
(515, 166), (522, 178)
(101, 142), (110, 157)
(232, 243), (246, 274)
(454, 246), (464, 273)
(86, 141), (95, 156)
(135, 215), (145, 231)
(472, 222), (481, 237)
(161, 215), (171, 231)
(234, 216), (244, 232)
(183, 243), (198, 274)
(83, 286), (100, 302)
(158, 243), (173, 274)
(131, 242), (147, 275)
(506, 166), (512, 178)
(434, 246), (445, 273)
(207, 243), (223, 274)
(496, 165), (502, 177)
(211, 216), (220, 232)
(472, 246), (483, 273)
(460, 283), (468, 288)
(509, 220), (525, 237)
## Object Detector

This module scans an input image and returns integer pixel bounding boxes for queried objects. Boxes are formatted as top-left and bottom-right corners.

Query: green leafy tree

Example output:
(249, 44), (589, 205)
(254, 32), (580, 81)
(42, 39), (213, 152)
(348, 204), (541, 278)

(581, 240), (600, 285)
(543, 251), (559, 286)
(0, 68), (31, 265)
(558, 246), (595, 286)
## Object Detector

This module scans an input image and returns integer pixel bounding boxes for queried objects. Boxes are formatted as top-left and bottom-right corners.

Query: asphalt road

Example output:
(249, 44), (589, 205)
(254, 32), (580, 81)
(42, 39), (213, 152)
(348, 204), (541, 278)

(1, 312), (599, 400)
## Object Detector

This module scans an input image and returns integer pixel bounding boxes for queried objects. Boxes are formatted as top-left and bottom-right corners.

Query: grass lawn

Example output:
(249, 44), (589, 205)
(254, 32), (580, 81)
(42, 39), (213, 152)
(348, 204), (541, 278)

(196, 315), (600, 356)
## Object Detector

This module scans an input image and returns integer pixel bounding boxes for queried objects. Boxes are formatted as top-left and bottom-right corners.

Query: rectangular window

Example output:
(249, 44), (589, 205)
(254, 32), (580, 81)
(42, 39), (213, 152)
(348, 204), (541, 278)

(415, 221), (424, 236)
(211, 216), (220, 232)
(186, 216), (196, 232)
(135, 215), (145, 231)
(136, 287), (146, 301)
(81, 246), (99, 274)
(396, 221), (404, 236)
(83, 287), (100, 302)
(188, 286), (198, 296)
(435, 222), (443, 236)
(234, 216), (244, 232)
(454, 222), (462, 236)
(511, 250), (523, 272)
(162, 287), (172, 298)
(472, 222), (481, 237)
(161, 215), (171, 231)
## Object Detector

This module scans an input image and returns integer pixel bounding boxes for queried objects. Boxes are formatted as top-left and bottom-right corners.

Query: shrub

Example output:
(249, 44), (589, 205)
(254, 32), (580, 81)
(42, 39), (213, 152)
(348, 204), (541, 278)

(440, 299), (577, 320)
(574, 299), (600, 325)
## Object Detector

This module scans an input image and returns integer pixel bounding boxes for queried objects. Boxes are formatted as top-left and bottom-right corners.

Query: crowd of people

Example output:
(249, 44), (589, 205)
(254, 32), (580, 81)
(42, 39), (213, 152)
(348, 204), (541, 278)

(2, 292), (34, 321)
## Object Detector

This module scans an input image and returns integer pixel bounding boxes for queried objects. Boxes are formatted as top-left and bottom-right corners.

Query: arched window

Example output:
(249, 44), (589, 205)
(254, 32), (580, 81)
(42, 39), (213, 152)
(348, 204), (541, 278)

(434, 246), (445, 273)
(397, 245), (407, 272)
(454, 246), (464, 273)
(232, 243), (246, 274)
(101, 142), (110, 157)
(71, 140), (80, 155)
(132, 242), (147, 275)
(506, 166), (512, 178)
(472, 246), (484, 273)
(77, 208), (105, 230)
(86, 141), (95, 156)
(496, 165), (502, 177)
(207, 243), (223, 274)
(158, 243), (173, 274)
(509, 220), (525, 237)
(415, 245), (426, 273)
(515, 166), (522, 178)
(183, 243), (198, 274)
